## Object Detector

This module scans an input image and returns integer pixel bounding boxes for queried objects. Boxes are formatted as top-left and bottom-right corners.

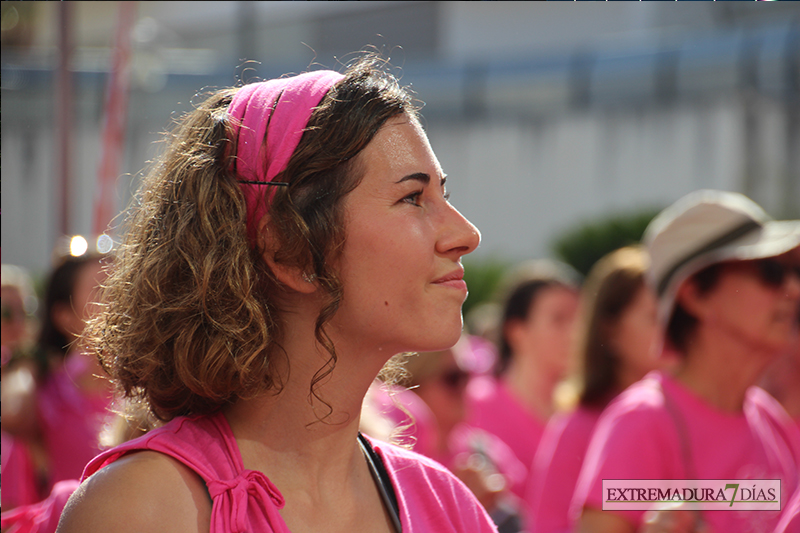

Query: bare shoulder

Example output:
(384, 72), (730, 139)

(58, 451), (212, 533)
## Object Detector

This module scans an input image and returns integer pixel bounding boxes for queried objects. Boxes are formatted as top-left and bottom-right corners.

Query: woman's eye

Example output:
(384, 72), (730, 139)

(402, 191), (423, 206)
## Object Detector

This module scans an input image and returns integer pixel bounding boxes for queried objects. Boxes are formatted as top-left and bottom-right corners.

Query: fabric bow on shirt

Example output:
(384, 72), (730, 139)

(208, 468), (286, 533)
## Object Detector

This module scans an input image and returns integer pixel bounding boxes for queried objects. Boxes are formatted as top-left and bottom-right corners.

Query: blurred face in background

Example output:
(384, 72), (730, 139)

(413, 349), (470, 438)
(691, 252), (800, 355)
(55, 259), (106, 343)
(1, 286), (27, 353)
(610, 284), (668, 386)
(514, 285), (579, 378)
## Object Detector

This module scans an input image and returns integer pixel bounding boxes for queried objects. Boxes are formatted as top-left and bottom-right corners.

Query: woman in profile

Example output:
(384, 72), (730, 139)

(58, 56), (496, 532)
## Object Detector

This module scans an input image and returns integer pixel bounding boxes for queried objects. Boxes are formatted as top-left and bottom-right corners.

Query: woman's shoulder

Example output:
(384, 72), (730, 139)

(58, 450), (212, 533)
(604, 372), (670, 417)
(554, 406), (603, 439)
(746, 386), (800, 456)
(588, 373), (676, 446)
(60, 414), (229, 532)
(85, 413), (235, 479)
(747, 385), (796, 421)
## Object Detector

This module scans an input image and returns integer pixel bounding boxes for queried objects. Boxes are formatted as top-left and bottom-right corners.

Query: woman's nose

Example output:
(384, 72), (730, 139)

(436, 203), (481, 258)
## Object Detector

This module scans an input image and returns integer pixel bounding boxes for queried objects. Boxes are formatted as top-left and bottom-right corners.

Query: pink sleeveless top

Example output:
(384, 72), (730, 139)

(82, 412), (497, 533)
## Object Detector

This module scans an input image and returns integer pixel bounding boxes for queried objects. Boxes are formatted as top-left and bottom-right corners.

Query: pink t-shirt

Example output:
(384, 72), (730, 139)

(524, 406), (601, 533)
(36, 353), (112, 491)
(82, 412), (498, 533)
(774, 485), (800, 533)
(1, 431), (40, 510)
(573, 371), (800, 533)
(466, 375), (543, 498)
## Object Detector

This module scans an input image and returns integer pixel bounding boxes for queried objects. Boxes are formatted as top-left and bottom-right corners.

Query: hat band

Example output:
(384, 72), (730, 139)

(656, 219), (762, 296)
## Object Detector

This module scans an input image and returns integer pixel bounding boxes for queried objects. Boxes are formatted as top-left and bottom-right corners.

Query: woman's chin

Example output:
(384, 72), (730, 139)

(419, 329), (463, 354)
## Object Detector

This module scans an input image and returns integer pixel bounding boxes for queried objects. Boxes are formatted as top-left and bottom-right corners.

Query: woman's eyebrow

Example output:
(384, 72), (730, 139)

(396, 173), (448, 188)
(396, 172), (430, 185)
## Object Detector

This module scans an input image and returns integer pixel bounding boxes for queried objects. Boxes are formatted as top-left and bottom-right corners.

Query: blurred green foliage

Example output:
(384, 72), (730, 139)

(462, 207), (664, 319)
(551, 207), (662, 277)
(463, 258), (510, 317)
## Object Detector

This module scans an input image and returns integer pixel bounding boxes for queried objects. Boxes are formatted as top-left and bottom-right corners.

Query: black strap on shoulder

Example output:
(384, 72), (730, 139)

(358, 433), (403, 533)
(660, 379), (706, 530)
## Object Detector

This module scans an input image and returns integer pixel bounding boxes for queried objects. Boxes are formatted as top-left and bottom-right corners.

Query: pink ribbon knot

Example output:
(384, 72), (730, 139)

(207, 469), (286, 532)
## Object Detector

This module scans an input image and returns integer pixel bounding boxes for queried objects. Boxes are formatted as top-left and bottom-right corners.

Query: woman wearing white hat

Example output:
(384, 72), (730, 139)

(573, 190), (800, 533)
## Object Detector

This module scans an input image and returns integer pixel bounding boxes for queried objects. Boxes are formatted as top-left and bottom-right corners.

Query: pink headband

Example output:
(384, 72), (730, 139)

(228, 70), (344, 244)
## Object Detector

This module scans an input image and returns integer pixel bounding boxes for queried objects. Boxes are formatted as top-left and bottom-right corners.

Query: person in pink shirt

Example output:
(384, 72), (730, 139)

(1, 402), (155, 533)
(34, 254), (112, 490)
(1, 264), (40, 511)
(367, 337), (527, 532)
(525, 245), (674, 533)
(372, 343), (472, 468)
(58, 56), (496, 533)
(466, 259), (580, 502)
(574, 190), (800, 533)
(2, 253), (112, 504)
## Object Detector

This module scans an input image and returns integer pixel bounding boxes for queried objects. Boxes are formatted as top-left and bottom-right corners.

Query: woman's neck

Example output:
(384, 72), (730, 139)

(504, 354), (559, 421)
(223, 310), (390, 492)
(673, 328), (775, 413)
(224, 357), (392, 533)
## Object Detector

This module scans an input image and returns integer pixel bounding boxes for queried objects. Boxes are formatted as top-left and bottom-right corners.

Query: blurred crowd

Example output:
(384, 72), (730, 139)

(2, 189), (799, 533)
(365, 189), (800, 533)
(1, 239), (150, 533)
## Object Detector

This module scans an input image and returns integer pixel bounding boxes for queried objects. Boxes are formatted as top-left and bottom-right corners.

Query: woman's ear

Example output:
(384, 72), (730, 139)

(675, 278), (707, 321)
(256, 215), (318, 294)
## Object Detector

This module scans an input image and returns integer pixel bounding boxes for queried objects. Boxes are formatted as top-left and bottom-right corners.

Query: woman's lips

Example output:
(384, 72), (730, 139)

(433, 269), (467, 291)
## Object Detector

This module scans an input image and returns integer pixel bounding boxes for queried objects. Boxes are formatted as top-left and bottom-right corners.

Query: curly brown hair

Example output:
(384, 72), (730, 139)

(85, 56), (418, 422)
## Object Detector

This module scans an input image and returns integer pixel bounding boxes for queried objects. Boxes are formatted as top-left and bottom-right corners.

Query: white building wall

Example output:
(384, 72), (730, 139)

(427, 96), (753, 261)
(2, 2), (798, 275)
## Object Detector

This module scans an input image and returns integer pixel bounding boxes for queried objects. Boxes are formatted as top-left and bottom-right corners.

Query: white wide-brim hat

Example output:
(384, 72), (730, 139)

(643, 189), (800, 325)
